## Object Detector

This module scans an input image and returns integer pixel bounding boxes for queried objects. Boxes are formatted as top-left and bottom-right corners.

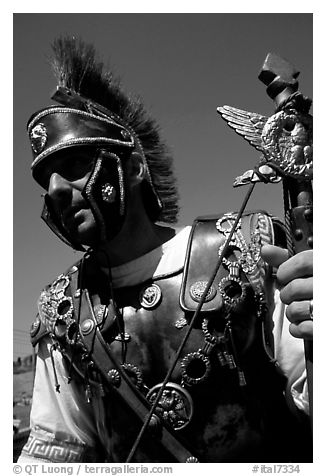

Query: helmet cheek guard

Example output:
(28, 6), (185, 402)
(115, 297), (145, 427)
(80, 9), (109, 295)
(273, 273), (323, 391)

(83, 149), (128, 243)
(38, 147), (129, 251)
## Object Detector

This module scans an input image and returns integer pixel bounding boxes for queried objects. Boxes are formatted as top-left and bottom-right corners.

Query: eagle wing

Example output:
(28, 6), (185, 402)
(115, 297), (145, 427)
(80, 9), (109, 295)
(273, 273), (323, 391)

(217, 105), (267, 152)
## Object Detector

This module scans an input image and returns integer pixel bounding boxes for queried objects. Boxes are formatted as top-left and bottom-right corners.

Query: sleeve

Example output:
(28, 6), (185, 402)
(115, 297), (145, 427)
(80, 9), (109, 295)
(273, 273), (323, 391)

(17, 336), (109, 463)
(272, 289), (309, 415)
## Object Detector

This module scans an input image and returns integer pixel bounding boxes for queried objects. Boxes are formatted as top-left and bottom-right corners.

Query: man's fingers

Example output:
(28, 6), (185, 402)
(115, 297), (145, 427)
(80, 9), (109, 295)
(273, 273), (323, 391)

(289, 321), (313, 340)
(286, 300), (312, 323)
(262, 246), (313, 286)
(261, 244), (288, 268)
(280, 277), (313, 305)
(276, 250), (313, 285)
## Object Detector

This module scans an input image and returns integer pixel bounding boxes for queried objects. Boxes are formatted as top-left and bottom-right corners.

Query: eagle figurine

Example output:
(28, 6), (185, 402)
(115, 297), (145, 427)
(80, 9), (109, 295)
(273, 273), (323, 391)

(217, 101), (313, 187)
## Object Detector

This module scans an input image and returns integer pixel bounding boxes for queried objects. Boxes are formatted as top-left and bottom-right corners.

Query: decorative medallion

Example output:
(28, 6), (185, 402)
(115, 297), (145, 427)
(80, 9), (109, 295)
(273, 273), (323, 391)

(38, 274), (74, 334)
(181, 351), (211, 386)
(101, 183), (117, 203)
(189, 281), (217, 303)
(52, 275), (70, 299)
(30, 123), (48, 154)
(147, 382), (194, 431)
(139, 283), (162, 309)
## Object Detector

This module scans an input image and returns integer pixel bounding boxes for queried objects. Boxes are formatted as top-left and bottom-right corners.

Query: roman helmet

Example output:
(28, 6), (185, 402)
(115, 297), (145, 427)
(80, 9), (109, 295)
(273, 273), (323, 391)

(27, 37), (179, 250)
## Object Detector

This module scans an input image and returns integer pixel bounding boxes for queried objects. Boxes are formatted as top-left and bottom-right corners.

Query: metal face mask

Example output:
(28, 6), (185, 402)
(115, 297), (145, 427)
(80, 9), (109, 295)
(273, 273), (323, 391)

(28, 104), (137, 250)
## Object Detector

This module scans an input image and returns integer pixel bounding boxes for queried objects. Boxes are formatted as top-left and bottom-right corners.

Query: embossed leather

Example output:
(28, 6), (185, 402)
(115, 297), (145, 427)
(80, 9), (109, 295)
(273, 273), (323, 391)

(30, 212), (311, 462)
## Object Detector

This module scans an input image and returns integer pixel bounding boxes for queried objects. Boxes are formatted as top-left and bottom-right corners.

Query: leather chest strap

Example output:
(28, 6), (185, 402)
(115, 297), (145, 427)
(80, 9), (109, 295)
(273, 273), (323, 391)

(76, 288), (197, 463)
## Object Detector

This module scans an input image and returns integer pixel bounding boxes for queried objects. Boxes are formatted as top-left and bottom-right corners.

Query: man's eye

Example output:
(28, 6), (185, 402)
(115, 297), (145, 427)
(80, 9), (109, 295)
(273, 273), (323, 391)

(61, 158), (93, 181)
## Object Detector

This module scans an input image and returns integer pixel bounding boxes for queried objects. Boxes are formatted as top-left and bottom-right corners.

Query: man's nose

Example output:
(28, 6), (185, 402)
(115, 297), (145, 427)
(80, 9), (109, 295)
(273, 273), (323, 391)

(48, 173), (72, 204)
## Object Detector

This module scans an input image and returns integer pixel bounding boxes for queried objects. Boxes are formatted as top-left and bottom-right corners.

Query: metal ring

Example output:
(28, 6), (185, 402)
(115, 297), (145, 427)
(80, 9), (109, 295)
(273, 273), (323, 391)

(218, 241), (244, 270)
(218, 275), (247, 308)
(216, 213), (241, 235)
(181, 351), (211, 386)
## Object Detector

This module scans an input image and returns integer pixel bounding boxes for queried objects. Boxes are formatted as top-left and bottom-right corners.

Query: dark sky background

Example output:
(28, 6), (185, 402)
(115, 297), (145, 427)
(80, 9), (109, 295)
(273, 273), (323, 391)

(13, 13), (312, 358)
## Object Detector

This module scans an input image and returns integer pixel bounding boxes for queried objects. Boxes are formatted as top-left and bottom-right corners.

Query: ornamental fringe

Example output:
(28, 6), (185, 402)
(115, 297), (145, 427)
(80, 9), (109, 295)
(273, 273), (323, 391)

(50, 36), (179, 223)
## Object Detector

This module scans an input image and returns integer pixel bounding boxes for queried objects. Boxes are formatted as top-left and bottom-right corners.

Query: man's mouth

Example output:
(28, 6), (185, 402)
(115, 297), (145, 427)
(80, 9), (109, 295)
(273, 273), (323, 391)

(62, 206), (85, 226)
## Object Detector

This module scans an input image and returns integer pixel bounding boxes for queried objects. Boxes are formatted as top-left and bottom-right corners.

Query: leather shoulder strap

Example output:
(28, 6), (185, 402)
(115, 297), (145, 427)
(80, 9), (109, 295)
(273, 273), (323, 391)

(180, 210), (274, 312)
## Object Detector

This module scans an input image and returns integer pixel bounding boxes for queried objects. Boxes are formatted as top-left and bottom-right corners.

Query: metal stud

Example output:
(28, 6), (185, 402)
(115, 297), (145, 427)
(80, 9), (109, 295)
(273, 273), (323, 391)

(101, 183), (117, 203)
(81, 319), (94, 335)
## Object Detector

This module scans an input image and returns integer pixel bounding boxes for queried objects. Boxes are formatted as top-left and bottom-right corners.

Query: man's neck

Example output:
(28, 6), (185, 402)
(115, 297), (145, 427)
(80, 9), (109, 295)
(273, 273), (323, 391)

(95, 217), (176, 268)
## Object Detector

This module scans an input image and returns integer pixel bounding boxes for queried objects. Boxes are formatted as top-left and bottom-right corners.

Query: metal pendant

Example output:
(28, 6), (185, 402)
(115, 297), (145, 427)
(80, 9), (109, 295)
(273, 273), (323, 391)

(147, 382), (194, 431)
(139, 283), (162, 309)
(38, 274), (74, 334)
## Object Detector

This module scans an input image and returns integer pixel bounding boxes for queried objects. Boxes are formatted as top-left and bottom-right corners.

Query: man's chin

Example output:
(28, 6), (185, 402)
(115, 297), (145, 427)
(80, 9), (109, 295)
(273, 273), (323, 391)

(66, 222), (99, 248)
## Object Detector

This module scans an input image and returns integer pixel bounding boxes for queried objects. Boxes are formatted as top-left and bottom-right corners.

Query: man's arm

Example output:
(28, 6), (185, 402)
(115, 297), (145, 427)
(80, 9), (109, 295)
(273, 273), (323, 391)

(18, 336), (108, 463)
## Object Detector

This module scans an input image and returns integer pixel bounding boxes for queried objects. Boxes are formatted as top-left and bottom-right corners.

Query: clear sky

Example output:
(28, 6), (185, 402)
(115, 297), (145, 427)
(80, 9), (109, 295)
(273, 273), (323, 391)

(13, 13), (312, 358)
